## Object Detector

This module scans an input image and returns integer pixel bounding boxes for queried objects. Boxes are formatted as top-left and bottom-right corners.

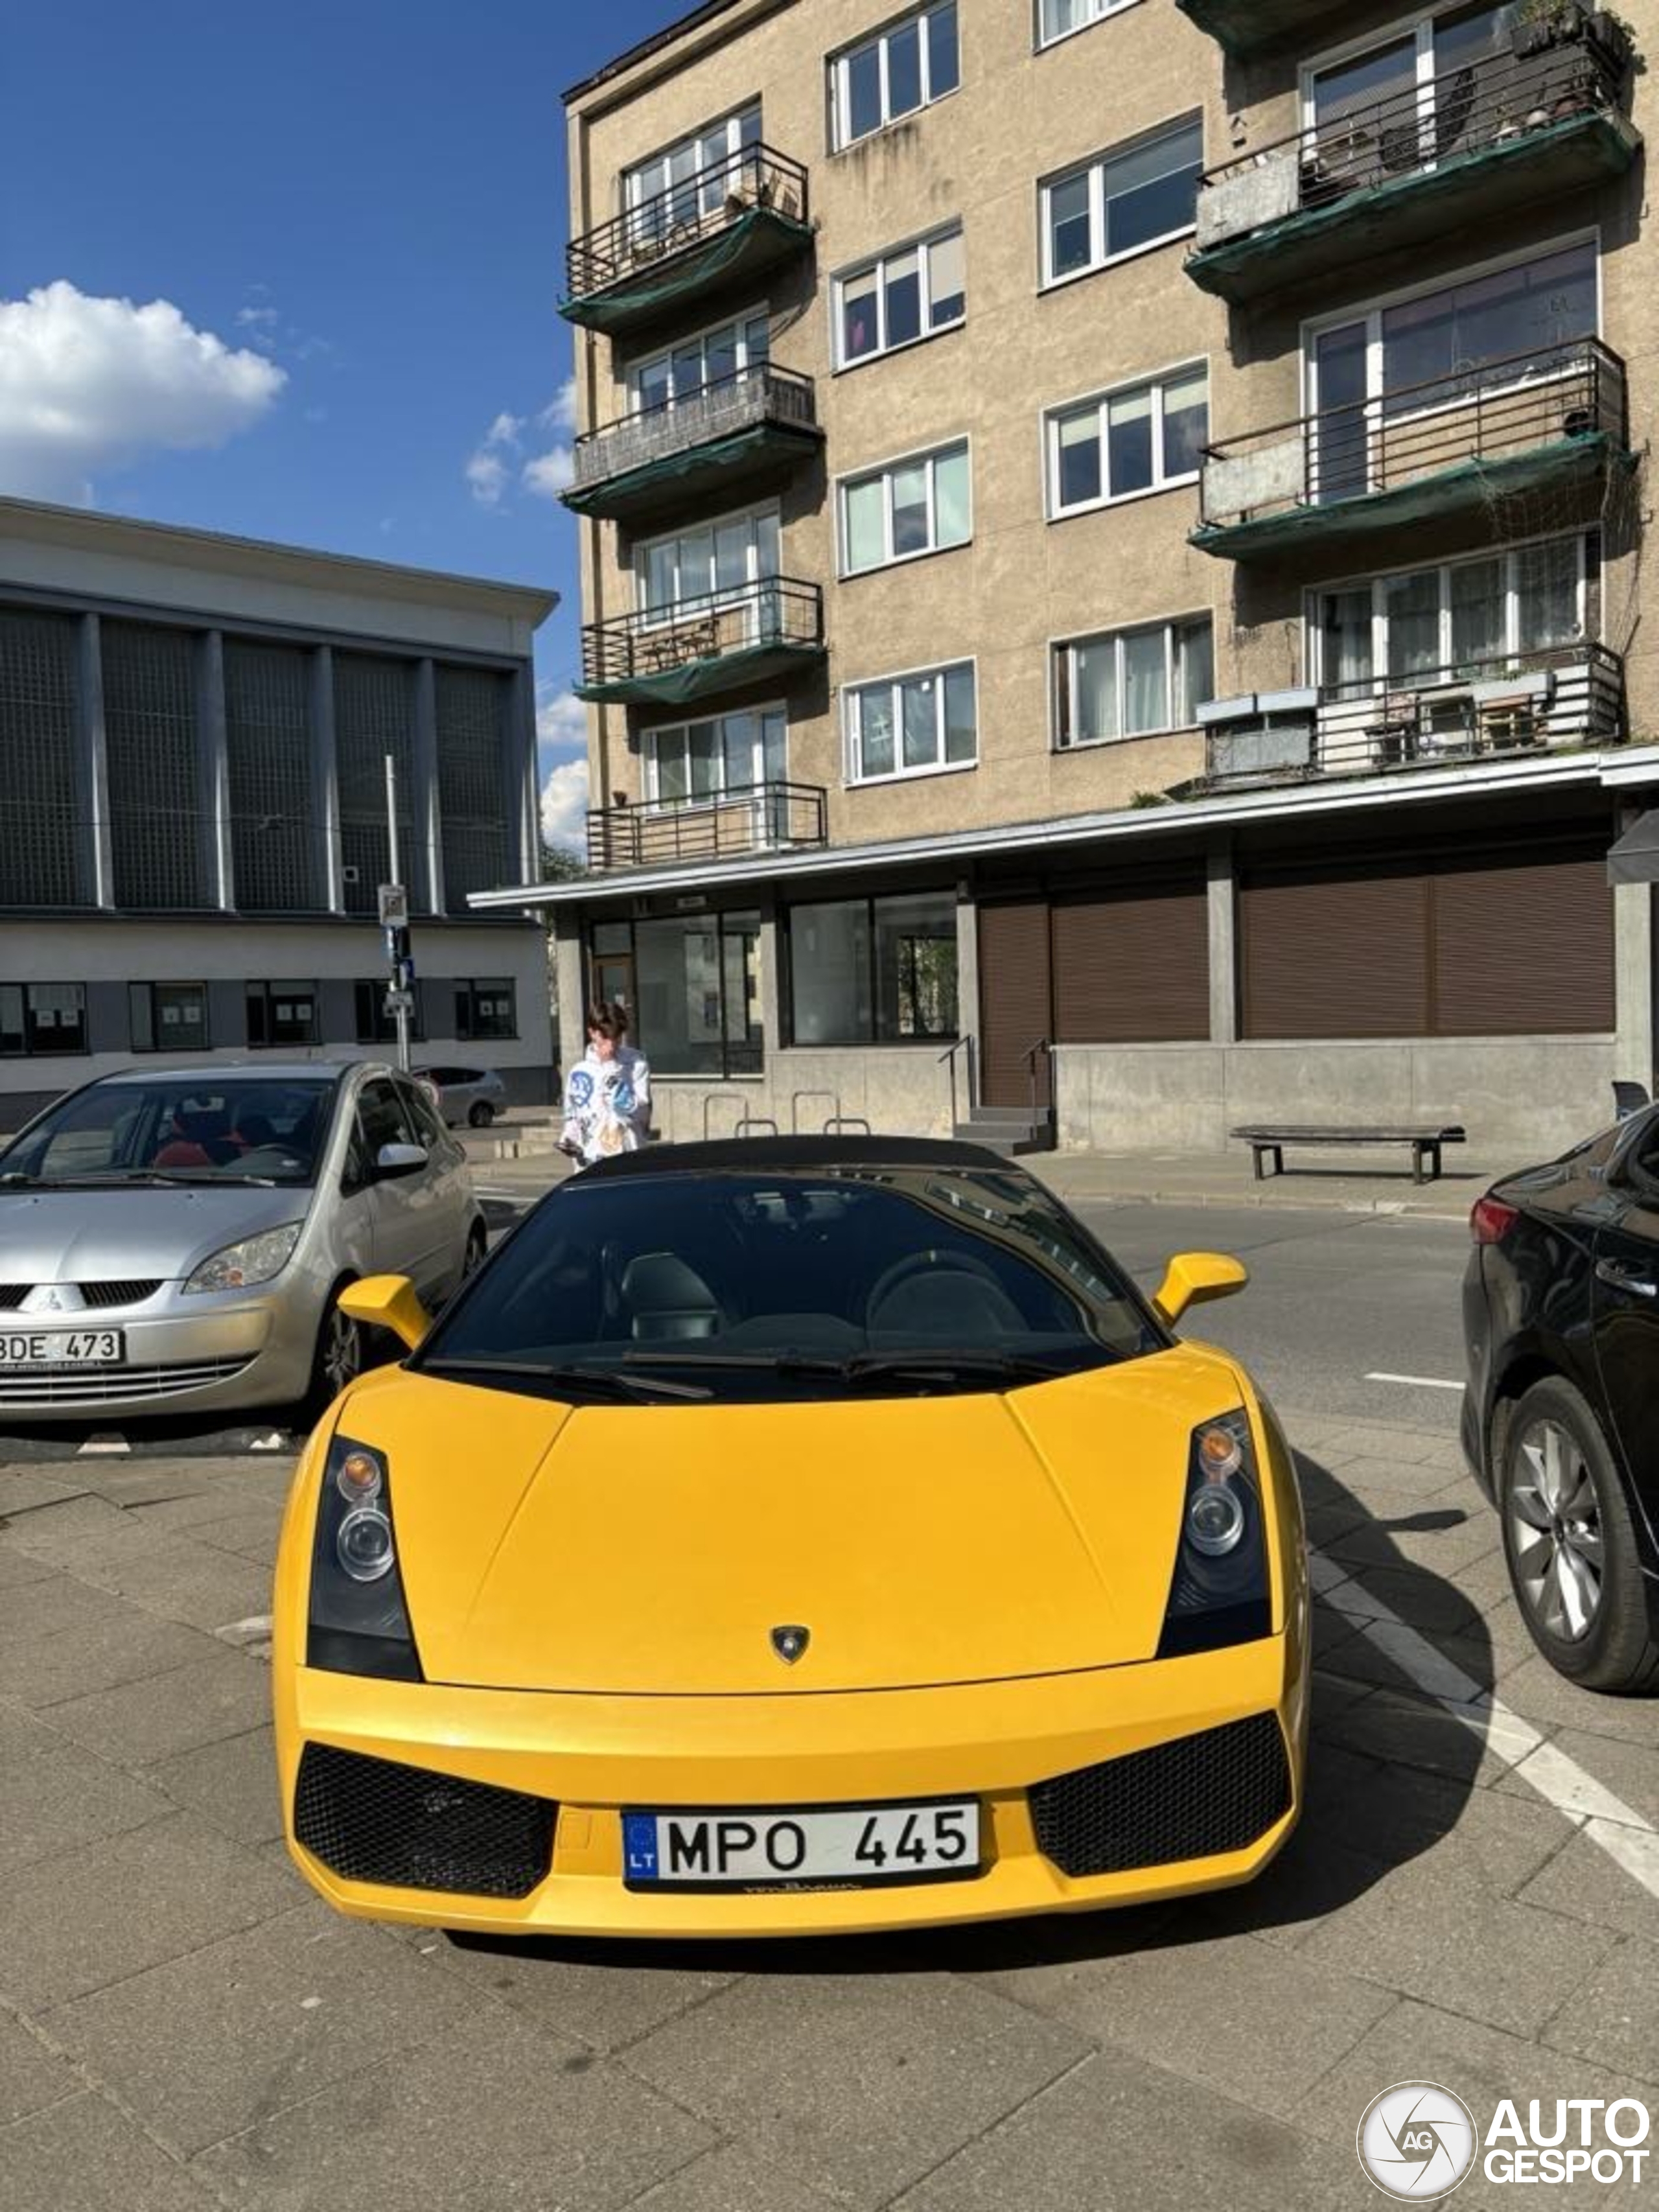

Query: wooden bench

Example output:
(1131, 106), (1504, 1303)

(1231, 1123), (1467, 1186)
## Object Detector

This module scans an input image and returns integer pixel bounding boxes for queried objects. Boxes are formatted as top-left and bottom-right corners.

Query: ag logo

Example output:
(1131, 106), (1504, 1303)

(1357, 2082), (1478, 2200)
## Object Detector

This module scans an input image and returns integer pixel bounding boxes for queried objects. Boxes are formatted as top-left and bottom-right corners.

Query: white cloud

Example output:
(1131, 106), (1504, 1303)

(540, 756), (590, 853)
(539, 376), (577, 434)
(469, 379), (577, 507)
(522, 444), (574, 498)
(465, 410), (523, 507)
(0, 281), (286, 503)
(537, 686), (587, 753)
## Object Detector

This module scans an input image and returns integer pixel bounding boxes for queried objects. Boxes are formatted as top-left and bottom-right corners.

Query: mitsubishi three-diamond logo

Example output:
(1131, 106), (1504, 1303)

(1357, 2082), (1478, 2200)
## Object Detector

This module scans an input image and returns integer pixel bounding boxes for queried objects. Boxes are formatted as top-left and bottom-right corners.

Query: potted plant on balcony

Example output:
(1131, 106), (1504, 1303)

(1514, 0), (1585, 58)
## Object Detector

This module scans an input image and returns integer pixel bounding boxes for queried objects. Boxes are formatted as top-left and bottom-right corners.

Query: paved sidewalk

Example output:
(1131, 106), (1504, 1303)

(4, 1412), (1659, 2211)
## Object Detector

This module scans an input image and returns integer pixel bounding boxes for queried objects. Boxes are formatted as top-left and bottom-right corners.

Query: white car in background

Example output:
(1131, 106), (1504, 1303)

(415, 1064), (508, 1128)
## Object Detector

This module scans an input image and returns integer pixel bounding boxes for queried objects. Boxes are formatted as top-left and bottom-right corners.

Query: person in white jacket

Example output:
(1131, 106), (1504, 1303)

(561, 1001), (653, 1164)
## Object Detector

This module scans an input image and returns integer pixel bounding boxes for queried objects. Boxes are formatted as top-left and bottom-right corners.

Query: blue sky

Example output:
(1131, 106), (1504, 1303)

(0, 0), (691, 844)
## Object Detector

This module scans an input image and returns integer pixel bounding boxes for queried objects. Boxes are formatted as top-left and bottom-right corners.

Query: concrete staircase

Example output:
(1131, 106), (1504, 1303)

(953, 1104), (1056, 1158)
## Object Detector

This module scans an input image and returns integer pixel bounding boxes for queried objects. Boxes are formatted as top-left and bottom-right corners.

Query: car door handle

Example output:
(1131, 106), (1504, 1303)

(1597, 1259), (1659, 1298)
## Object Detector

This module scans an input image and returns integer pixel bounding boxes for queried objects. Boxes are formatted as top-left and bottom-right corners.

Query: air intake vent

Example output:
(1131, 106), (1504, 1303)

(294, 1743), (557, 1898)
(1028, 1712), (1292, 1878)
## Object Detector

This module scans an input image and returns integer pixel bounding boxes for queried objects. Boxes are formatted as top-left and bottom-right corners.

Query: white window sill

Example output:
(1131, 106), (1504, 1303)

(832, 316), (966, 377)
(847, 757), (979, 789)
(839, 536), (973, 582)
(1048, 474), (1200, 522)
(830, 83), (962, 157)
(1054, 720), (1200, 753)
(1034, 0), (1145, 54)
(1039, 225), (1198, 296)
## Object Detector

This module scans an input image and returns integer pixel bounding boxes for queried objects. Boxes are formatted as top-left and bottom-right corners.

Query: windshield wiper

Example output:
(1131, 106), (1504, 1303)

(622, 1347), (1085, 1390)
(623, 1348), (846, 1377)
(421, 1356), (709, 1401)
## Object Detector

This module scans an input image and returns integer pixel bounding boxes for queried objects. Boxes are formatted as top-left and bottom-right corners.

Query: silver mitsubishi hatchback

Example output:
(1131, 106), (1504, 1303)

(0, 1062), (487, 1423)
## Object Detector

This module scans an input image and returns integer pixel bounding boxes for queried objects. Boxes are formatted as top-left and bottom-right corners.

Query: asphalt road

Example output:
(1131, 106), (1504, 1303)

(1077, 1202), (1470, 1435)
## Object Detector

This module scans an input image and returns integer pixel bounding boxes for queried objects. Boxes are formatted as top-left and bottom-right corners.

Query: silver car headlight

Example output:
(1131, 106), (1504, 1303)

(183, 1221), (304, 1295)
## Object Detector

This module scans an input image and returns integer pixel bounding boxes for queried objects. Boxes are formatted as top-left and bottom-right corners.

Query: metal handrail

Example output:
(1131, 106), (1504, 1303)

(1199, 27), (1628, 210)
(585, 780), (828, 870)
(937, 1034), (976, 1130)
(574, 364), (817, 452)
(567, 142), (809, 299)
(790, 1089), (838, 1135)
(1025, 1038), (1053, 1129)
(581, 575), (824, 688)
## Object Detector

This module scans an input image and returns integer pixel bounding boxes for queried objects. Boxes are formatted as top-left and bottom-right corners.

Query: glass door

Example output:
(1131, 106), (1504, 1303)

(1310, 322), (1372, 502)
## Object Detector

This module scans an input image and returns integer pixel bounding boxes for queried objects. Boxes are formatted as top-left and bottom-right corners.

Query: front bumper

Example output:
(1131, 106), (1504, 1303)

(275, 1633), (1309, 1938)
(0, 1285), (315, 1419)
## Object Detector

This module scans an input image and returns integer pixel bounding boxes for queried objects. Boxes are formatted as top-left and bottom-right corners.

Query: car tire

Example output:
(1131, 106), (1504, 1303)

(468, 1100), (495, 1129)
(462, 1222), (487, 1278)
(1500, 1377), (1659, 1693)
(303, 1283), (364, 1424)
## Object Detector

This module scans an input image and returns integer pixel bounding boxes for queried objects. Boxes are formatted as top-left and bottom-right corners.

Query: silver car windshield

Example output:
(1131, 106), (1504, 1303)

(0, 1078), (338, 1187)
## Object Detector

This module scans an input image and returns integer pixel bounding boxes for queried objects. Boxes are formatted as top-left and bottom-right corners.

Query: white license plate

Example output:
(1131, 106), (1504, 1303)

(0, 1329), (124, 1368)
(623, 1799), (981, 1890)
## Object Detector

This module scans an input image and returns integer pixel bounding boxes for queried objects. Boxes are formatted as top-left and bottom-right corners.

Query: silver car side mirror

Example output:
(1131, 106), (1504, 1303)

(375, 1142), (428, 1177)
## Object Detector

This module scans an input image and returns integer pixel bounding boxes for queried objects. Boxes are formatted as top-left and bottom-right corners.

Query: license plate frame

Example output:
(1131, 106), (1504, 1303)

(622, 1795), (983, 1893)
(0, 1328), (126, 1369)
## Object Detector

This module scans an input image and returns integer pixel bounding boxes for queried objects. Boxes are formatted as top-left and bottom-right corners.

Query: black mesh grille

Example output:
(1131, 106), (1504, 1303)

(80, 1280), (163, 1309)
(1028, 1713), (1292, 1878)
(0, 1286), (25, 1309)
(294, 1743), (557, 1899)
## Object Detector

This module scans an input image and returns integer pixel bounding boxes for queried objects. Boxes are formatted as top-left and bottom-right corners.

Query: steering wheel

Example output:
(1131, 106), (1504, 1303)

(863, 1247), (1008, 1327)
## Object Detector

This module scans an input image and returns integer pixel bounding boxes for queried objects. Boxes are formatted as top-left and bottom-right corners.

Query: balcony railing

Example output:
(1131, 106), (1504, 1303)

(564, 145), (811, 331)
(586, 780), (827, 870)
(1201, 642), (1625, 791)
(1197, 338), (1626, 559)
(577, 575), (825, 706)
(1191, 30), (1635, 299)
(564, 366), (820, 520)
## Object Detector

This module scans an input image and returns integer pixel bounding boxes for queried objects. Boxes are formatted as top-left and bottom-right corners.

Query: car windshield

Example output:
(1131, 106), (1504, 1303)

(0, 1077), (339, 1187)
(418, 1165), (1163, 1402)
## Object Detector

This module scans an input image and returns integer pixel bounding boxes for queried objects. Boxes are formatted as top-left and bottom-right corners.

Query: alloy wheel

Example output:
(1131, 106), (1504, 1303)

(1509, 1417), (1605, 1644)
(321, 1305), (362, 1397)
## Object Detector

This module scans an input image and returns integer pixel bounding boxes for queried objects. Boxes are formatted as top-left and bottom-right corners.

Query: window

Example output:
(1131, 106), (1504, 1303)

(130, 983), (209, 1053)
(644, 706), (787, 806)
(0, 983), (87, 1058)
(840, 441), (971, 574)
(1308, 6), (1517, 153)
(846, 661), (977, 782)
(1042, 117), (1202, 285)
(831, 4), (959, 148)
(354, 979), (425, 1045)
(584, 911), (760, 1077)
(246, 982), (318, 1049)
(638, 502), (780, 613)
(1038, 0), (1139, 47)
(835, 226), (965, 367)
(1312, 537), (1588, 693)
(787, 891), (958, 1044)
(631, 314), (770, 414)
(1048, 366), (1207, 515)
(623, 106), (760, 250)
(1054, 618), (1214, 747)
(458, 979), (517, 1042)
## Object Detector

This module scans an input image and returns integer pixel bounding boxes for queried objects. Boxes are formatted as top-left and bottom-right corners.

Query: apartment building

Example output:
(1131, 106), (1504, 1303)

(0, 498), (557, 1126)
(487, 0), (1658, 1156)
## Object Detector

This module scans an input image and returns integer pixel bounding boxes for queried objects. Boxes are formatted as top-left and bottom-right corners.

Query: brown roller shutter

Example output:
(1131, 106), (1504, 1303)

(979, 900), (1052, 1106)
(1240, 859), (1430, 1038)
(1052, 874), (1209, 1043)
(1433, 841), (1614, 1034)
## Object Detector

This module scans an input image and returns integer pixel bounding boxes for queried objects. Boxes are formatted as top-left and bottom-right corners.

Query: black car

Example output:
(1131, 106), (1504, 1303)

(1463, 1108), (1659, 1692)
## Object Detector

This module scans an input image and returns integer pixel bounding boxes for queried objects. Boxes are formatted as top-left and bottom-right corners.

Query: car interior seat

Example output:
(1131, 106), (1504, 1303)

(864, 1251), (1028, 1342)
(620, 1252), (726, 1342)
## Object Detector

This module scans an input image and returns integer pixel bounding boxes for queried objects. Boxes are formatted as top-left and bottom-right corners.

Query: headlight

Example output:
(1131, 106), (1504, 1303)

(307, 1435), (422, 1681)
(183, 1222), (303, 1294)
(1158, 1408), (1271, 1657)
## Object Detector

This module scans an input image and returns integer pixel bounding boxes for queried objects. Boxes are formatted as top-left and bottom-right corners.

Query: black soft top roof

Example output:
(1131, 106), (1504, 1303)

(576, 1135), (1021, 1180)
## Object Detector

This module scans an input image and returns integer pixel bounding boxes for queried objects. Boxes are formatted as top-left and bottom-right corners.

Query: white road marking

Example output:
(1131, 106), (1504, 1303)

(1363, 1371), (1465, 1391)
(1313, 1549), (1659, 1898)
(248, 1431), (289, 1452)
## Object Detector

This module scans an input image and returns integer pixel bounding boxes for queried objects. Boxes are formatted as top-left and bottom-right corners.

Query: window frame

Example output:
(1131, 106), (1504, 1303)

(639, 702), (789, 809)
(1039, 113), (1204, 291)
(1299, 3), (1516, 137)
(783, 888), (961, 1047)
(354, 977), (426, 1047)
(844, 657), (979, 786)
(829, 3), (961, 152)
(627, 309), (772, 417)
(0, 982), (89, 1059)
(1044, 361), (1209, 519)
(836, 437), (973, 576)
(244, 981), (319, 1051)
(634, 498), (782, 619)
(1034, 0), (1144, 52)
(1050, 614), (1216, 751)
(582, 909), (763, 1078)
(831, 223), (966, 372)
(129, 981), (210, 1054)
(621, 104), (761, 239)
(456, 978), (518, 1044)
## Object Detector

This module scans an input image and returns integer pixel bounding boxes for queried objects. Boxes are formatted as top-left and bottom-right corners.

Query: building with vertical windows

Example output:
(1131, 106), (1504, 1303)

(476, 0), (1658, 1159)
(0, 498), (556, 1126)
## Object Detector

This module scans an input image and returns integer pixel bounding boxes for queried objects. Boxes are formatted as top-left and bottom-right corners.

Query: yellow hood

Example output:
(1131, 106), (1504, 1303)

(354, 1347), (1246, 1695)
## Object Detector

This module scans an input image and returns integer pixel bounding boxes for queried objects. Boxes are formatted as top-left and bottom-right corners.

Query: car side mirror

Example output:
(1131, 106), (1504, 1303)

(339, 1274), (432, 1352)
(375, 1141), (428, 1178)
(1152, 1252), (1248, 1328)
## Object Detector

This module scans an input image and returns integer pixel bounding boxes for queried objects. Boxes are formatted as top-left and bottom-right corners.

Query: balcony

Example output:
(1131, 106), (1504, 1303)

(1174, 0), (1352, 58)
(1190, 33), (1636, 303)
(1198, 642), (1625, 792)
(575, 576), (826, 708)
(1194, 339), (1628, 566)
(563, 146), (811, 338)
(563, 367), (822, 526)
(586, 780), (828, 871)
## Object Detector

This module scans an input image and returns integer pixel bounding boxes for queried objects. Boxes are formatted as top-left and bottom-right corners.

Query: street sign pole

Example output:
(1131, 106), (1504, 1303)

(383, 752), (412, 1075)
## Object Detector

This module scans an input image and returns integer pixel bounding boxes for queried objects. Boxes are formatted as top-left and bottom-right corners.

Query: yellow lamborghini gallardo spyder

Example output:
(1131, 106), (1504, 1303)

(273, 1136), (1308, 1938)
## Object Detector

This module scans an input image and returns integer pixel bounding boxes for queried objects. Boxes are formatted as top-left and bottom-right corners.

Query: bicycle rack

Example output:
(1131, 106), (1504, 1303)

(824, 1113), (872, 1135)
(735, 1113), (780, 1138)
(789, 1089), (837, 1134)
